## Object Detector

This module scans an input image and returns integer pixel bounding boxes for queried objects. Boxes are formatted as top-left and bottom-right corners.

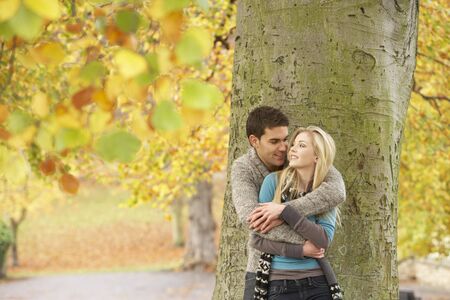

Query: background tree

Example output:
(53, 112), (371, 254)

(398, 0), (449, 259)
(214, 1), (418, 299)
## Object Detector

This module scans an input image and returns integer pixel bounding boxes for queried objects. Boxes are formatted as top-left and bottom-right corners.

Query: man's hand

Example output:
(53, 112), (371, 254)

(303, 240), (324, 258)
(247, 202), (285, 223)
(252, 218), (284, 233)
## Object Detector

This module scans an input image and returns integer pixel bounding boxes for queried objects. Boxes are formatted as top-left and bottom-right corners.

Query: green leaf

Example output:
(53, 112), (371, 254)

(55, 128), (90, 151)
(175, 27), (213, 65)
(8, 4), (43, 41)
(195, 0), (209, 11)
(80, 61), (107, 84)
(115, 10), (140, 33)
(35, 125), (54, 151)
(6, 110), (33, 134)
(0, 22), (14, 40)
(0, 146), (30, 183)
(94, 130), (141, 163)
(181, 79), (223, 110)
(164, 0), (191, 13)
(151, 101), (183, 131)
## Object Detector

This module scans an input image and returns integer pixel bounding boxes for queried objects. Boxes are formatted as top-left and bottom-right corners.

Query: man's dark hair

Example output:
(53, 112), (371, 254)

(246, 106), (289, 139)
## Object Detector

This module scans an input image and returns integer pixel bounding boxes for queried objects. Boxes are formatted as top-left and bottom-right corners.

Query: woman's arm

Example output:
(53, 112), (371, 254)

(251, 208), (337, 258)
(280, 206), (329, 248)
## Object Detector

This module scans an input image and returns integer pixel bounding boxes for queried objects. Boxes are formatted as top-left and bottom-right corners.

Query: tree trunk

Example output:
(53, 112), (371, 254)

(183, 180), (217, 271)
(171, 197), (185, 247)
(214, 1), (418, 299)
(9, 208), (27, 267)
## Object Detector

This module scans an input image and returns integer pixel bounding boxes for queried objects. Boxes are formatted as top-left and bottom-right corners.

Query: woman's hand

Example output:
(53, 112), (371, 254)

(303, 240), (324, 258)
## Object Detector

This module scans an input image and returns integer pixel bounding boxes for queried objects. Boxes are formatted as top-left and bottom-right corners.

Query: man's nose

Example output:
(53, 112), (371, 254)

(279, 142), (287, 152)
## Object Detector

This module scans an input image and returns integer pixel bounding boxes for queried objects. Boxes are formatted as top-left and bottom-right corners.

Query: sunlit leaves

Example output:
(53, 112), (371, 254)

(31, 92), (50, 118)
(93, 89), (115, 111)
(147, 0), (190, 19)
(94, 130), (141, 163)
(114, 49), (148, 79)
(181, 79), (223, 110)
(153, 75), (173, 102)
(39, 158), (56, 176)
(8, 4), (43, 40)
(6, 110), (33, 134)
(0, 146), (30, 184)
(160, 12), (184, 43)
(115, 10), (140, 33)
(55, 128), (90, 151)
(79, 61), (107, 85)
(30, 42), (65, 66)
(151, 101), (183, 132)
(59, 173), (79, 195)
(23, 0), (61, 21)
(0, 105), (9, 124)
(175, 27), (213, 65)
(196, 0), (209, 11)
(72, 86), (95, 110)
(0, 0), (20, 22)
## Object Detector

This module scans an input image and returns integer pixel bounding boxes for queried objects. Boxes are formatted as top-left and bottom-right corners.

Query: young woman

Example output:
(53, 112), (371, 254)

(251, 126), (343, 300)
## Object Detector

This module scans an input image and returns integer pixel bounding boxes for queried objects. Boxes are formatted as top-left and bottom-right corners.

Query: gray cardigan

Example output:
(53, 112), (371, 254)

(231, 147), (346, 272)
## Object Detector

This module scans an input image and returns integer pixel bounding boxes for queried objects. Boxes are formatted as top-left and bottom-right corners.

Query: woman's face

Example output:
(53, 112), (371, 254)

(288, 131), (317, 169)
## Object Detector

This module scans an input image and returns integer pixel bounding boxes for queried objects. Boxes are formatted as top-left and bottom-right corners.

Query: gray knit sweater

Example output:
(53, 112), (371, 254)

(231, 147), (346, 272)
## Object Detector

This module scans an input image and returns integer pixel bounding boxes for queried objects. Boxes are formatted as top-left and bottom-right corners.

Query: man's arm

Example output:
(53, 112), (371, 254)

(287, 166), (345, 216)
(231, 160), (305, 244)
(230, 159), (264, 225)
(250, 166), (345, 234)
(250, 209), (337, 258)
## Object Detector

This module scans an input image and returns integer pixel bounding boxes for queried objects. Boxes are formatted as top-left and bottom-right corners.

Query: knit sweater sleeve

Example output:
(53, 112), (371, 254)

(231, 159), (264, 225)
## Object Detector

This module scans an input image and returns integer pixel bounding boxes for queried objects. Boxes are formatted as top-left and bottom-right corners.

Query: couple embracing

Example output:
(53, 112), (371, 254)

(231, 106), (346, 300)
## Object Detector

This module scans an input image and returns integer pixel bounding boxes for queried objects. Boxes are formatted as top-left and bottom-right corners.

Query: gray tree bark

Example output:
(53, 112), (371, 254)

(213, 1), (418, 299)
(171, 197), (185, 247)
(183, 181), (217, 270)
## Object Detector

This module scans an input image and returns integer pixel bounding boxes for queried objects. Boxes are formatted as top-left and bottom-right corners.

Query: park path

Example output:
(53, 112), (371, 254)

(0, 271), (214, 300)
(0, 271), (449, 300)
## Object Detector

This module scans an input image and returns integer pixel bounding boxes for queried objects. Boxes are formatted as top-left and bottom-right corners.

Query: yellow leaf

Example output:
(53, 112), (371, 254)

(7, 125), (37, 148)
(123, 79), (148, 102)
(55, 108), (81, 129)
(4, 151), (30, 184)
(105, 75), (124, 100)
(0, 0), (20, 22)
(153, 75), (173, 102)
(89, 109), (112, 134)
(93, 89), (115, 111)
(114, 49), (147, 79)
(16, 52), (38, 68)
(35, 124), (54, 151)
(30, 42), (65, 66)
(157, 46), (173, 74)
(23, 0), (61, 20)
(131, 110), (151, 140)
(31, 92), (49, 118)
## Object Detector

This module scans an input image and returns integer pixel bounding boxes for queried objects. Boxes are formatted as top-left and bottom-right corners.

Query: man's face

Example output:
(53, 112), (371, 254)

(250, 126), (289, 171)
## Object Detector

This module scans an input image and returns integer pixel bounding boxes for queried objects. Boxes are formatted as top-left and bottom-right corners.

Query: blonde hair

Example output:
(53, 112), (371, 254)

(273, 126), (340, 222)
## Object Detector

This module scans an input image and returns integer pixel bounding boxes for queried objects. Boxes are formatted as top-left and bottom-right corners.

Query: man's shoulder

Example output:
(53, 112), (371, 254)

(231, 150), (253, 170)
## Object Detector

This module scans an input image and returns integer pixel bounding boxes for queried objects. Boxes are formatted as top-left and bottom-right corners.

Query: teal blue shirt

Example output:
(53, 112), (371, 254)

(259, 172), (336, 270)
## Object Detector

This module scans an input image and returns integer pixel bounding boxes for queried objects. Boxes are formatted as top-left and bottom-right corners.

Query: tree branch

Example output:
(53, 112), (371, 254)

(0, 37), (16, 99)
(417, 52), (449, 68)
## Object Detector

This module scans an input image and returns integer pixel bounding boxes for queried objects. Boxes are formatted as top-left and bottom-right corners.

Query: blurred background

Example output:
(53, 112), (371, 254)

(0, 0), (448, 299)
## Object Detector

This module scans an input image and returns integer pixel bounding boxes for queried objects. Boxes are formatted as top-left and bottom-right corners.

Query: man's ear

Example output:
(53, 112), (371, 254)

(248, 135), (259, 148)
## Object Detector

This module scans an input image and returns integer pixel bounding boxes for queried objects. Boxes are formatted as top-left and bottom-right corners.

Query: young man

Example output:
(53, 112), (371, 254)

(231, 106), (346, 300)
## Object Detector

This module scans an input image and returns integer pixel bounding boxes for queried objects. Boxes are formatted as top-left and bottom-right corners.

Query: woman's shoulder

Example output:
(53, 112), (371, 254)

(263, 172), (279, 185)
